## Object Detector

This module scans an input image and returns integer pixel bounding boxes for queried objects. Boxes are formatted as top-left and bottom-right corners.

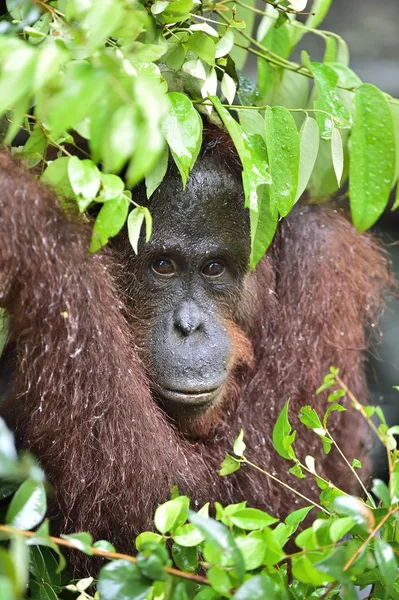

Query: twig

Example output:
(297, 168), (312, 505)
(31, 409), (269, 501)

(0, 524), (209, 586)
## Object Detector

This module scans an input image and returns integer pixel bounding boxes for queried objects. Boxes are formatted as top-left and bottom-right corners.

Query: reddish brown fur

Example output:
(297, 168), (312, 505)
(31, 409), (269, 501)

(0, 142), (390, 572)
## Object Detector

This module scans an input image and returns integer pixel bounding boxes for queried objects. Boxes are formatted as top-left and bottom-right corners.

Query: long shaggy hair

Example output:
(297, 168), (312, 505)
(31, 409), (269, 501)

(0, 133), (390, 568)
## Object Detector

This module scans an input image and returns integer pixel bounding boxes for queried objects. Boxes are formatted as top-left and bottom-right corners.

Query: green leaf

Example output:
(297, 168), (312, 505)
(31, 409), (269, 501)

(333, 496), (374, 532)
(265, 106), (300, 217)
(161, 92), (202, 188)
(145, 146), (169, 198)
(298, 406), (323, 431)
(98, 174), (125, 202)
(331, 126), (344, 186)
(296, 116), (320, 201)
(292, 554), (333, 586)
(41, 157), (74, 200)
(189, 511), (245, 580)
(250, 184), (278, 270)
(136, 552), (166, 581)
(136, 532), (164, 552)
(154, 497), (189, 535)
(29, 545), (61, 588)
(232, 574), (281, 599)
(6, 479), (46, 530)
(216, 30), (235, 59)
(371, 479), (391, 508)
(172, 544), (199, 574)
(187, 32), (216, 66)
(272, 398), (297, 461)
(38, 61), (107, 137)
(207, 566), (231, 596)
(329, 517), (355, 542)
(349, 84), (396, 231)
(219, 455), (242, 476)
(60, 532), (93, 555)
(98, 560), (153, 600)
(102, 104), (137, 174)
(233, 429), (246, 458)
(352, 458), (361, 469)
(310, 62), (352, 140)
(93, 540), (116, 553)
(172, 522), (204, 547)
(81, 0), (124, 52)
(323, 403), (346, 427)
(0, 40), (35, 117)
(211, 97), (271, 212)
(237, 109), (266, 142)
(235, 533), (265, 570)
(229, 508), (278, 530)
(374, 538), (397, 600)
(68, 157), (101, 212)
(127, 206), (150, 254)
(90, 195), (129, 252)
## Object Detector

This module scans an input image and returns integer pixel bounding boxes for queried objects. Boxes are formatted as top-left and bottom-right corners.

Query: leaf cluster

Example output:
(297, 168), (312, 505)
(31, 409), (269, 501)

(0, 0), (398, 267)
(0, 369), (399, 598)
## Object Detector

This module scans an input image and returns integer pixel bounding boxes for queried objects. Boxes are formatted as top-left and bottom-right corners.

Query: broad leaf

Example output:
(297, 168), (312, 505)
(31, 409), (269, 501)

(265, 106), (300, 217)
(349, 84), (396, 231)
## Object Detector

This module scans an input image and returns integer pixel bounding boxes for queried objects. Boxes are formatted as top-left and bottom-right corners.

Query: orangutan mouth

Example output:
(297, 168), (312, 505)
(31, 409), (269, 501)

(158, 386), (221, 407)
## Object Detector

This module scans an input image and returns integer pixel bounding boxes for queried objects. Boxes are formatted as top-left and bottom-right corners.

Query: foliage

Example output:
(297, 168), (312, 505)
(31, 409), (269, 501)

(0, 370), (398, 598)
(0, 0), (399, 268)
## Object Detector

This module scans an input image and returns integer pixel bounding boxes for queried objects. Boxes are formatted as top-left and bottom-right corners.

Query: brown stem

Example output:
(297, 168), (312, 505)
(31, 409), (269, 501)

(0, 524), (209, 586)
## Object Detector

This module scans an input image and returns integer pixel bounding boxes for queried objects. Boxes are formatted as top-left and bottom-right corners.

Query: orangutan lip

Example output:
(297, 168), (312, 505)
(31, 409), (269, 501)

(159, 387), (220, 406)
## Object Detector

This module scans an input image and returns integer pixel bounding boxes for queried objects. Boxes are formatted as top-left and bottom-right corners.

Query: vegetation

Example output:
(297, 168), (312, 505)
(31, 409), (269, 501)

(0, 370), (399, 598)
(0, 0), (399, 597)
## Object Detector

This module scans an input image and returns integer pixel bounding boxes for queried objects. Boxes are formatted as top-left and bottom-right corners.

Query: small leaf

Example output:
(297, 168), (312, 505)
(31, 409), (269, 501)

(329, 517), (355, 542)
(161, 92), (202, 188)
(296, 116), (320, 201)
(333, 496), (374, 532)
(272, 398), (297, 461)
(145, 146), (169, 198)
(90, 195), (129, 252)
(299, 406), (323, 431)
(93, 540), (116, 553)
(215, 30), (234, 58)
(68, 157), (101, 212)
(136, 532), (164, 552)
(232, 574), (281, 599)
(371, 479), (391, 508)
(233, 429), (246, 458)
(310, 62), (351, 140)
(98, 174), (125, 202)
(154, 497), (189, 534)
(98, 560), (153, 600)
(219, 455), (241, 476)
(61, 532), (93, 555)
(221, 72), (236, 105)
(189, 512), (245, 580)
(187, 32), (216, 66)
(352, 458), (361, 469)
(127, 207), (146, 254)
(6, 478), (46, 530)
(331, 126), (344, 185)
(229, 508), (279, 530)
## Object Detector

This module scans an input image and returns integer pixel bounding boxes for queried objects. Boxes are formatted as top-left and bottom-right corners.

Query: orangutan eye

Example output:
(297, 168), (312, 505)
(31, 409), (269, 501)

(202, 260), (225, 277)
(152, 257), (175, 277)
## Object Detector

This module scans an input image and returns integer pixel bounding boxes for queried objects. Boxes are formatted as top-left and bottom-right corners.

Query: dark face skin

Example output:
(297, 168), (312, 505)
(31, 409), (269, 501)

(119, 157), (251, 421)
